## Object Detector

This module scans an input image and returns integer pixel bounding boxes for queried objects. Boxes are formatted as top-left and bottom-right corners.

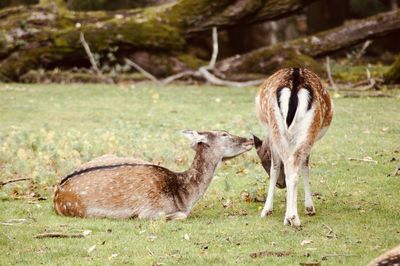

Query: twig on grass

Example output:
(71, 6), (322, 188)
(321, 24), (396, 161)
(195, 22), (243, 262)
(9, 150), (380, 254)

(0, 218), (28, 226)
(322, 253), (356, 259)
(146, 247), (154, 256)
(343, 92), (393, 98)
(34, 230), (92, 239)
(392, 166), (400, 176)
(0, 177), (32, 189)
(250, 250), (293, 258)
(348, 157), (378, 164)
(322, 223), (336, 239)
(300, 262), (321, 266)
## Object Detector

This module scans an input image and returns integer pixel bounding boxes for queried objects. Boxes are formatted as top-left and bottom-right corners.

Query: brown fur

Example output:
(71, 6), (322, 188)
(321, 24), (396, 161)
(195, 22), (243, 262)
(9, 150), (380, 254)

(257, 68), (332, 163)
(54, 130), (253, 220)
(256, 68), (332, 168)
(256, 67), (333, 226)
(367, 245), (400, 266)
(253, 136), (286, 188)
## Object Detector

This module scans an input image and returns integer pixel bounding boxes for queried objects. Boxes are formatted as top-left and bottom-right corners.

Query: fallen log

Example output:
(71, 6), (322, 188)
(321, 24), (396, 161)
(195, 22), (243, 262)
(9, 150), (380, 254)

(0, 0), (316, 81)
(216, 10), (400, 80)
(384, 55), (400, 84)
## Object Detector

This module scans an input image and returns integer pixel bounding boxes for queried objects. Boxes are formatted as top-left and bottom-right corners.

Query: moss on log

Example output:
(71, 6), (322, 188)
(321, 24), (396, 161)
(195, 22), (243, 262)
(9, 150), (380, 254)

(384, 56), (400, 84)
(0, 0), (316, 81)
(216, 9), (400, 79)
(216, 46), (323, 80)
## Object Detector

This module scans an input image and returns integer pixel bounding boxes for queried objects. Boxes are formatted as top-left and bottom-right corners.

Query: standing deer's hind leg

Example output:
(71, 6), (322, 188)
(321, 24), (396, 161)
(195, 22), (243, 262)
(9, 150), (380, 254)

(283, 158), (301, 227)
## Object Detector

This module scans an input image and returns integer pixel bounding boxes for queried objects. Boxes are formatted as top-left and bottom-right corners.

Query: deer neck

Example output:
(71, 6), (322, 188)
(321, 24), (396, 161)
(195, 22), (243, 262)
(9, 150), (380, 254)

(180, 144), (222, 207)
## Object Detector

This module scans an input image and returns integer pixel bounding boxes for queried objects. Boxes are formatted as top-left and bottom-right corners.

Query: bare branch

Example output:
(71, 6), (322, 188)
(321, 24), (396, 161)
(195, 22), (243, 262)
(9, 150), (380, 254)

(0, 177), (32, 189)
(392, 166), (400, 176)
(355, 40), (372, 60)
(162, 27), (263, 87)
(325, 57), (337, 91)
(208, 27), (219, 69)
(0, 218), (28, 226)
(322, 254), (356, 260)
(348, 157), (378, 164)
(124, 59), (161, 84)
(322, 223), (336, 239)
(162, 70), (196, 85)
(198, 67), (263, 87)
(35, 230), (92, 239)
(80, 32), (113, 84)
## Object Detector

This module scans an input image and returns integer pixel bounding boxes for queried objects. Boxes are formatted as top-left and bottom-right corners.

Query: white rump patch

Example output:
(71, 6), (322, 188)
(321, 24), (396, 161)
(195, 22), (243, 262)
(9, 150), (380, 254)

(278, 87), (291, 124)
(292, 88), (312, 125)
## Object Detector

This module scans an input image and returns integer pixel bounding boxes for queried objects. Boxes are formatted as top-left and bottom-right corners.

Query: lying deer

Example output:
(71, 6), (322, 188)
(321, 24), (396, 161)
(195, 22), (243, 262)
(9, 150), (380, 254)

(54, 130), (253, 220)
(255, 67), (333, 227)
(367, 245), (400, 266)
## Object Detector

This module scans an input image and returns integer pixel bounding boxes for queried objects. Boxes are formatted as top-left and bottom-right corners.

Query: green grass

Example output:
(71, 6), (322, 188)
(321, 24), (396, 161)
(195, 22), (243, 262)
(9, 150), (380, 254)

(0, 83), (399, 265)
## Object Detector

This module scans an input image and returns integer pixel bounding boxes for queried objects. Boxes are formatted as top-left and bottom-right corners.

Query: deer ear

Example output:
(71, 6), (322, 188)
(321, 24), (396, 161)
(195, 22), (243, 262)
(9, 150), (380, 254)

(180, 130), (207, 143)
(252, 134), (262, 149)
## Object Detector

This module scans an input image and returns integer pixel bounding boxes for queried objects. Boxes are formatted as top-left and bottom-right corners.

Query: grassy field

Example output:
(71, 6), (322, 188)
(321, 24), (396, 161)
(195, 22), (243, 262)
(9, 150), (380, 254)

(0, 83), (399, 265)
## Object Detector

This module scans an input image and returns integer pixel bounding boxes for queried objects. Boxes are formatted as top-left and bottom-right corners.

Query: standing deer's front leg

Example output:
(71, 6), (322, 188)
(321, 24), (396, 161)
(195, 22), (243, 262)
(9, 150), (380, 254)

(302, 156), (315, 215)
(261, 154), (282, 217)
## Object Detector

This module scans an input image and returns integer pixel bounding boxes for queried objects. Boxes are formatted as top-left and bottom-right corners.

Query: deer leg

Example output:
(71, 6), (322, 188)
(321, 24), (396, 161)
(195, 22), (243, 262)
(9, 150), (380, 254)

(261, 155), (282, 217)
(302, 156), (315, 215)
(283, 158), (301, 227)
(166, 211), (188, 220)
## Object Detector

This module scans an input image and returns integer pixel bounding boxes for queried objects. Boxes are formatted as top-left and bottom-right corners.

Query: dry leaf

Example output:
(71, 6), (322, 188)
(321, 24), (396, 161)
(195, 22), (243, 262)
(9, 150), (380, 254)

(108, 253), (119, 260)
(148, 234), (157, 241)
(301, 240), (313, 246)
(223, 199), (232, 209)
(82, 230), (92, 236)
(250, 250), (292, 258)
(87, 245), (96, 254)
(184, 233), (190, 241)
(240, 191), (251, 202)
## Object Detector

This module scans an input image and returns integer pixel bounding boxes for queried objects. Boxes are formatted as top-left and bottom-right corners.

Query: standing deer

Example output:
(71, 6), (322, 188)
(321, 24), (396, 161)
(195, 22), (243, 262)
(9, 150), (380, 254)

(54, 130), (253, 220)
(255, 67), (333, 227)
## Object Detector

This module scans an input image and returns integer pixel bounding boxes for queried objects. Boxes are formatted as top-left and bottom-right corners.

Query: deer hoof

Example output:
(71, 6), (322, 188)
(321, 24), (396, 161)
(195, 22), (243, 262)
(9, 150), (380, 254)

(260, 209), (273, 218)
(261, 208), (272, 218)
(306, 206), (316, 216)
(284, 215), (301, 228)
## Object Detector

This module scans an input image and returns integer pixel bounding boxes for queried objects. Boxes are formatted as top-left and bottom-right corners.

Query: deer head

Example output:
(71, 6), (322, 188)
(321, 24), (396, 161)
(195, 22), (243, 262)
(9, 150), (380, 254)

(253, 135), (286, 189)
(181, 130), (253, 160)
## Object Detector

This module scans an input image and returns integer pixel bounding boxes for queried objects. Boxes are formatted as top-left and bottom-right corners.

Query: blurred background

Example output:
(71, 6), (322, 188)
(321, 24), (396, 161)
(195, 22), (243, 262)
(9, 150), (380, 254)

(1, 0), (400, 87)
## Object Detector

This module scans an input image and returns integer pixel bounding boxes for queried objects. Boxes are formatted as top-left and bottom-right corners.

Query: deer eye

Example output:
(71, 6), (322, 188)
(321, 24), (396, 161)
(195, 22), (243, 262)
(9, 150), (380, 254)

(221, 132), (229, 137)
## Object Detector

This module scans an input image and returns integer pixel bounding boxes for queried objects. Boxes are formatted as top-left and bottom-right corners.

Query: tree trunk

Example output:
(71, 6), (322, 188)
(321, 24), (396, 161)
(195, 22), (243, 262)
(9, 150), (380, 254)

(0, 0), (316, 81)
(216, 9), (400, 80)
(384, 55), (400, 84)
